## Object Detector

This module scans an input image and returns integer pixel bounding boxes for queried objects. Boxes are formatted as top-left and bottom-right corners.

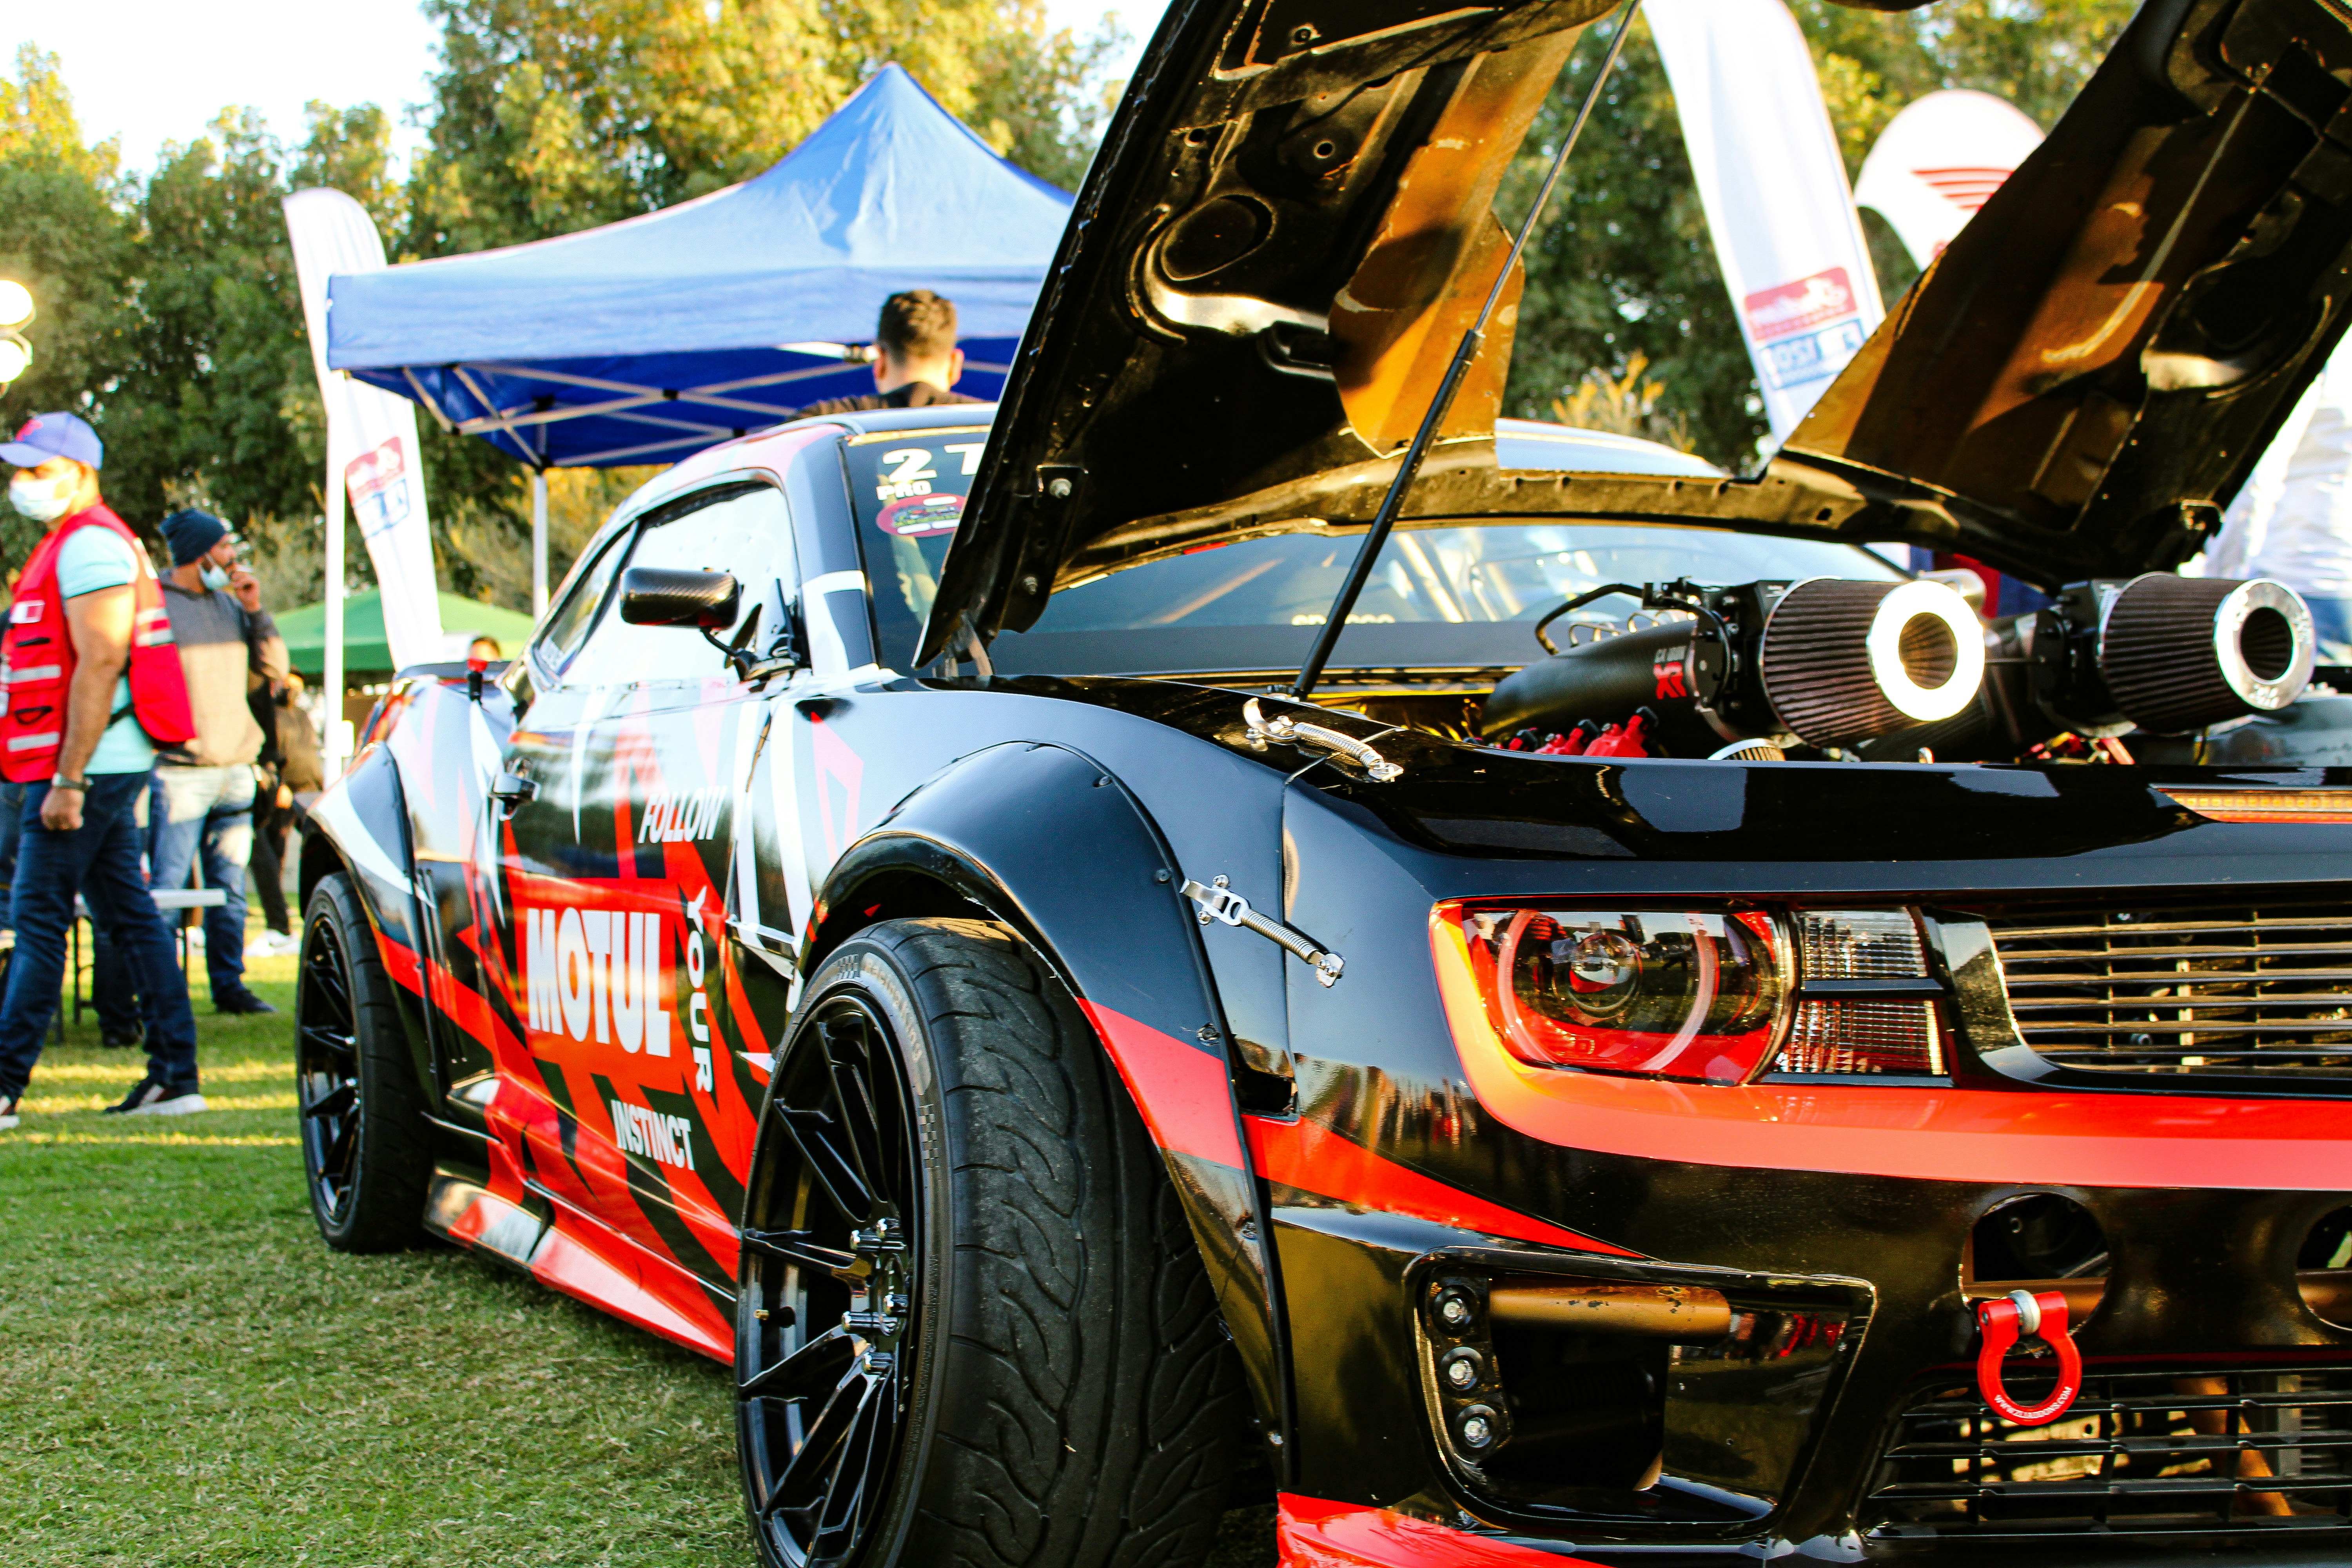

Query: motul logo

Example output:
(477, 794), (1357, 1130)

(524, 906), (671, 1053)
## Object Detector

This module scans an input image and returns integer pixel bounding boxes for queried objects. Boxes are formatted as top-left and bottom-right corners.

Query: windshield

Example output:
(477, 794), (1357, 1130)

(846, 427), (1906, 677)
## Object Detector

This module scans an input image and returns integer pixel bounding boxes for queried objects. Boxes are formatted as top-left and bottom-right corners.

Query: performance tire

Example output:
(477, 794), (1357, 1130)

(735, 917), (1250, 1568)
(296, 871), (432, 1252)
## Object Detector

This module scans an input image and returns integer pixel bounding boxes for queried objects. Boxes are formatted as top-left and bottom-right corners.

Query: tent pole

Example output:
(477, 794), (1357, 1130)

(532, 468), (550, 618)
(325, 433), (348, 776)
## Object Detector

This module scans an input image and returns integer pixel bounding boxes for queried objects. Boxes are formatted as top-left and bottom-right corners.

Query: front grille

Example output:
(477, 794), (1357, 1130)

(1986, 902), (2352, 1078)
(1863, 1363), (2352, 1542)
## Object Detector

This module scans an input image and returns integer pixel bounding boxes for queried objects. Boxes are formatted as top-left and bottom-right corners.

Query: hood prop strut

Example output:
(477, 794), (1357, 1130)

(1291, 0), (1644, 702)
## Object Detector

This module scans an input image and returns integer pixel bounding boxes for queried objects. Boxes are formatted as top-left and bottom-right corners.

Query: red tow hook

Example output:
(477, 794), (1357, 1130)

(1974, 1288), (2082, 1425)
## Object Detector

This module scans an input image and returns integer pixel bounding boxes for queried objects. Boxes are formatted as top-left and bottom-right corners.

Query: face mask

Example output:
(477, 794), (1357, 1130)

(8, 472), (74, 523)
(200, 564), (231, 590)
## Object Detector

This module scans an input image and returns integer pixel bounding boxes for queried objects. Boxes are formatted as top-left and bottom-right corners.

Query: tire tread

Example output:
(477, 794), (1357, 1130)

(794, 917), (1250, 1568)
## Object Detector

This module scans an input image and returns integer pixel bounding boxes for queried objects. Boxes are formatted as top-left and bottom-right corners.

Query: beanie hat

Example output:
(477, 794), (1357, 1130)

(160, 508), (228, 567)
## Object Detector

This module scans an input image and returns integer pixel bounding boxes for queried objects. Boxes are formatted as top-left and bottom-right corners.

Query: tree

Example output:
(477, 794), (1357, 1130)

(0, 46), (136, 565)
(1504, 16), (1765, 467)
(1503, 1), (2142, 471)
(400, 0), (1130, 599)
(405, 0), (1125, 258)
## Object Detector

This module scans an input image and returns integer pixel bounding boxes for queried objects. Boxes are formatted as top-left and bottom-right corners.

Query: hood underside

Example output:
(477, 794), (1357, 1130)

(926, 0), (2352, 664)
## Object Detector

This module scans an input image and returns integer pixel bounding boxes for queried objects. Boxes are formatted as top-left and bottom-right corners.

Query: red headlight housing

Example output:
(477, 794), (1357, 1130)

(1435, 904), (1950, 1085)
(1439, 906), (1793, 1085)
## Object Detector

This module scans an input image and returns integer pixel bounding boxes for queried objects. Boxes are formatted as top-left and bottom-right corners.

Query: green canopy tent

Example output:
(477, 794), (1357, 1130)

(277, 590), (537, 678)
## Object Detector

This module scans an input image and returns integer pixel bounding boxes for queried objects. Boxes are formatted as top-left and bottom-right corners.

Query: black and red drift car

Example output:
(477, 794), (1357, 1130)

(296, 0), (2352, 1563)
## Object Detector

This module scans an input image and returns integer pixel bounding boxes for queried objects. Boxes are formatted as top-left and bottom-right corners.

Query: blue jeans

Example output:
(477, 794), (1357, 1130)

(0, 772), (198, 1098)
(0, 777), (144, 1038)
(2301, 596), (2352, 663)
(150, 764), (256, 1004)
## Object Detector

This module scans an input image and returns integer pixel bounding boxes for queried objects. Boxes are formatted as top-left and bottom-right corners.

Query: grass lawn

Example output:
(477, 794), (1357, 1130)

(1, 939), (1281, 1566)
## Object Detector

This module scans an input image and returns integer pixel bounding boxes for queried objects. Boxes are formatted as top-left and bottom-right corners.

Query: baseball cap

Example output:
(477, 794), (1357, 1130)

(0, 412), (103, 470)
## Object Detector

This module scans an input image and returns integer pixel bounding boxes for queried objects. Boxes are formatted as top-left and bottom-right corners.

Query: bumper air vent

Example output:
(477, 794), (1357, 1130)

(1985, 902), (2352, 1079)
(1862, 1362), (2352, 1543)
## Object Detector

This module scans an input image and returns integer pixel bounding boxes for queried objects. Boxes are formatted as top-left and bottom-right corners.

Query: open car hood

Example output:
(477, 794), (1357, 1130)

(927, 0), (2352, 664)
(1780, 0), (2352, 586)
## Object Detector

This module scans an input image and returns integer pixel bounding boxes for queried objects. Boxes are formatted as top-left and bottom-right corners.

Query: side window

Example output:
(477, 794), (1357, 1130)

(559, 483), (793, 688)
(534, 529), (629, 668)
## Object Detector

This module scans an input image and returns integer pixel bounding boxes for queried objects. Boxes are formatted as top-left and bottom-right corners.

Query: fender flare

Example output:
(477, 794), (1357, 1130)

(806, 739), (1298, 1468)
(298, 741), (437, 1092)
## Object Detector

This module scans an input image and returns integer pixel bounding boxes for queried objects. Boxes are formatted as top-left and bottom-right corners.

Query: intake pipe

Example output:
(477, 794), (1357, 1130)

(1481, 577), (1985, 753)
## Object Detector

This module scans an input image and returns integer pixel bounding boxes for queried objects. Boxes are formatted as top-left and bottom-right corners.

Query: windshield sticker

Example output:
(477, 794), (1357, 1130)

(877, 493), (964, 537)
(874, 446), (938, 501)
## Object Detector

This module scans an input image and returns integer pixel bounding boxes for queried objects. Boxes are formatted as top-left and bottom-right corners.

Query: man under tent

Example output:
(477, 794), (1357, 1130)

(791, 290), (984, 419)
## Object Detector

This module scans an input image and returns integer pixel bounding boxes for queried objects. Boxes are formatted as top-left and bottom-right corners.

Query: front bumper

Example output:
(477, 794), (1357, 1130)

(1265, 1116), (2352, 1564)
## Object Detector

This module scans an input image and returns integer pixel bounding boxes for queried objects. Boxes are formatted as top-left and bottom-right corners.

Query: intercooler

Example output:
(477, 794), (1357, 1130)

(1985, 904), (2352, 1079)
(1862, 1362), (2352, 1542)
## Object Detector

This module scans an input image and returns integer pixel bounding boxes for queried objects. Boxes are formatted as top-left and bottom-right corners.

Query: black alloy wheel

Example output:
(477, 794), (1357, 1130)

(296, 872), (430, 1251)
(737, 987), (922, 1564)
(735, 918), (1251, 1568)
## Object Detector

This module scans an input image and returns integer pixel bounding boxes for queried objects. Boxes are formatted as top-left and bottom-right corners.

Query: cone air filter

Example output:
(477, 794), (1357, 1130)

(2097, 575), (2313, 732)
(1759, 578), (1985, 747)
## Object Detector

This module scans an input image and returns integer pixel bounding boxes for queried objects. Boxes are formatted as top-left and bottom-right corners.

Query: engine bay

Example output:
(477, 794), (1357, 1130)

(1306, 572), (2340, 769)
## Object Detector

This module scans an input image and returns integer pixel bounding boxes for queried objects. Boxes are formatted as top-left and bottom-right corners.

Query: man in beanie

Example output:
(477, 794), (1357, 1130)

(0, 413), (203, 1129)
(151, 508), (286, 1016)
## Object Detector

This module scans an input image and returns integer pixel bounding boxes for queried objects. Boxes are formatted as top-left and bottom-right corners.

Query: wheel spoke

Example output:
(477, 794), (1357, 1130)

(763, 1360), (869, 1519)
(299, 1020), (356, 1056)
(321, 1118), (357, 1180)
(770, 1105), (876, 1223)
(303, 1083), (356, 1121)
(814, 1015), (886, 1200)
(810, 1370), (894, 1559)
(740, 1227), (857, 1274)
(304, 947), (350, 1015)
(740, 1323), (854, 1402)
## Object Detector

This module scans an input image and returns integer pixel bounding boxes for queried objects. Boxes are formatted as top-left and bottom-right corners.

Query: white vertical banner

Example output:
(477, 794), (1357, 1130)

(1854, 91), (2043, 270)
(283, 187), (448, 671)
(1646, 0), (1884, 444)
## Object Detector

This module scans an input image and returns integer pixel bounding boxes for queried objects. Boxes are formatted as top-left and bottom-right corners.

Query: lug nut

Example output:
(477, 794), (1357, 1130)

(1457, 1405), (1498, 1449)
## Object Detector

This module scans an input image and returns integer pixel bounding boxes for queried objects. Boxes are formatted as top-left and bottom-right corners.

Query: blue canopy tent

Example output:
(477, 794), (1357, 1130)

(325, 64), (1070, 475)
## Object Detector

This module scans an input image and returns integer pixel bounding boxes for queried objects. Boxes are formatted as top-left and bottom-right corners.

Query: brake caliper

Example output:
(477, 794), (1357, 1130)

(1975, 1288), (2082, 1425)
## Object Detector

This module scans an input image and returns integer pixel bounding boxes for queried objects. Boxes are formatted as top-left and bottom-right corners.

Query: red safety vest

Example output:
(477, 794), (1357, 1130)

(0, 503), (196, 782)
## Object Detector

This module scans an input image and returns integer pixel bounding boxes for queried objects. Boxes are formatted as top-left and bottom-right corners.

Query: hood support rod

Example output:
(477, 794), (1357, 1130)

(1291, 0), (1644, 701)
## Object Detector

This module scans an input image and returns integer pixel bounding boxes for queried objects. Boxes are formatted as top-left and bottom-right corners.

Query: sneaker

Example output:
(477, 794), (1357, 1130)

(99, 1026), (144, 1051)
(214, 993), (278, 1016)
(0, 1094), (19, 1131)
(104, 1078), (206, 1116)
(246, 931), (295, 958)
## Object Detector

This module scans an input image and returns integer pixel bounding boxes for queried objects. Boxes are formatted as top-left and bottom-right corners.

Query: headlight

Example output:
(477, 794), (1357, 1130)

(1434, 903), (1946, 1084)
(1440, 906), (1792, 1084)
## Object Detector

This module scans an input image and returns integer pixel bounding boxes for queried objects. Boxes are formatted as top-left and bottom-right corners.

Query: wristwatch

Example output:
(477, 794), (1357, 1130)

(49, 774), (87, 792)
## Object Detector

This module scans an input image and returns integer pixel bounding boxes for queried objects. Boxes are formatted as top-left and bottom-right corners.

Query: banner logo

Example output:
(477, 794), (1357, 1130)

(1743, 268), (1866, 393)
(345, 436), (413, 541)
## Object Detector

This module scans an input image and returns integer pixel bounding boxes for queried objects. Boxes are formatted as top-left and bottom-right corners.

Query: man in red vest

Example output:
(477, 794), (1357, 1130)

(0, 413), (202, 1131)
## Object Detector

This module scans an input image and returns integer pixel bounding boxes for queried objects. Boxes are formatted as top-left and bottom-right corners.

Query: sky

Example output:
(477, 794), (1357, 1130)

(13, 0), (1168, 180)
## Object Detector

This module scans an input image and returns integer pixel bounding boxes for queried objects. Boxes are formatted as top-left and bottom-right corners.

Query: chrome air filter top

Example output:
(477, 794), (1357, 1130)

(2097, 574), (2314, 733)
(1759, 578), (1986, 748)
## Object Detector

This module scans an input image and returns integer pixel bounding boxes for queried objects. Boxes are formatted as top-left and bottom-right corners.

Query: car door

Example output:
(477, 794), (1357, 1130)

(497, 478), (794, 1289)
